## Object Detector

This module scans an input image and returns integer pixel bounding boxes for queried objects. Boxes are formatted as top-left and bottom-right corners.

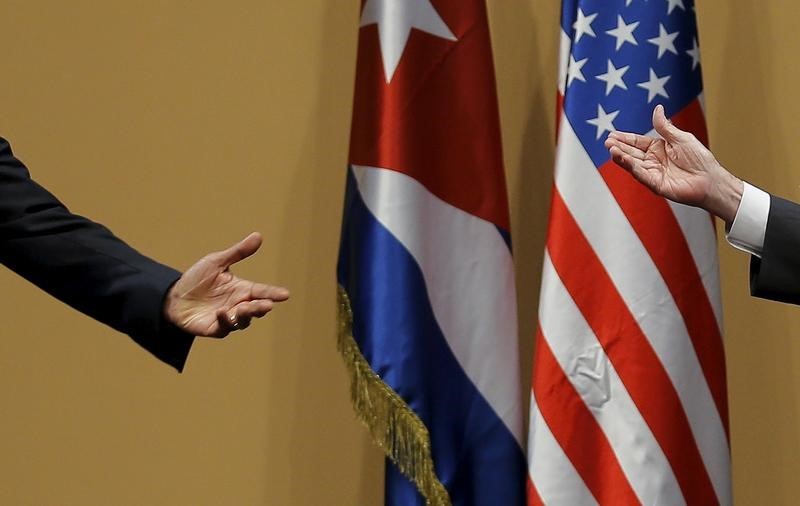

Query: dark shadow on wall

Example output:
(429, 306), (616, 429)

(490, 0), (560, 429)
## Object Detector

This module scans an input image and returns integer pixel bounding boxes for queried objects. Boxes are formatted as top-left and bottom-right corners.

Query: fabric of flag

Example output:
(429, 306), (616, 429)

(527, 0), (731, 505)
(336, 1), (526, 505)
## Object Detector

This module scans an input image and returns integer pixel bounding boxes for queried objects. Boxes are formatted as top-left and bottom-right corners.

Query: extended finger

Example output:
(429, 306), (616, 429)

(652, 104), (689, 143)
(249, 283), (290, 302)
(208, 232), (263, 269)
(214, 306), (256, 335)
(239, 299), (274, 318)
(607, 130), (653, 152)
(609, 146), (640, 172)
(606, 137), (647, 160)
(612, 149), (658, 188)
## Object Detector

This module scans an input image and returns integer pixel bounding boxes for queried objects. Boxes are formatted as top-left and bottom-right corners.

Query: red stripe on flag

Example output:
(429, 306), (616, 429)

(600, 160), (730, 438)
(532, 328), (640, 505)
(527, 477), (544, 506)
(671, 99), (708, 147)
(547, 189), (719, 505)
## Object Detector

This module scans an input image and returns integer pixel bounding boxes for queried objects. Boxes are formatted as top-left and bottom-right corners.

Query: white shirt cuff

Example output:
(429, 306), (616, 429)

(726, 182), (770, 257)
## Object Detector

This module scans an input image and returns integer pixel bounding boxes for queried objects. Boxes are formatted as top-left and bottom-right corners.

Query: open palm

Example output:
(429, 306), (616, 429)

(164, 232), (290, 338)
(614, 132), (714, 207)
(604, 104), (740, 222)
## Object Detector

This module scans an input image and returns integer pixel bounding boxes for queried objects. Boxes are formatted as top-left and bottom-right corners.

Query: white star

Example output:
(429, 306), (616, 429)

(647, 24), (679, 59)
(567, 55), (589, 87)
(637, 68), (671, 102)
(605, 15), (639, 50)
(360, 0), (457, 83)
(587, 104), (620, 140)
(573, 9), (598, 43)
(667, 0), (686, 14)
(596, 60), (630, 95)
(686, 37), (701, 69)
(626, 0), (633, 5)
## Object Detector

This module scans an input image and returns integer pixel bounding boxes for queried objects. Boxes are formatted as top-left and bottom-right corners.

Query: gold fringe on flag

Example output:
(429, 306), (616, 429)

(337, 286), (452, 506)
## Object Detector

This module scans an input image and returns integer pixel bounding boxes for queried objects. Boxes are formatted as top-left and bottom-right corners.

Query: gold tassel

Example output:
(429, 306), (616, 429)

(337, 286), (452, 506)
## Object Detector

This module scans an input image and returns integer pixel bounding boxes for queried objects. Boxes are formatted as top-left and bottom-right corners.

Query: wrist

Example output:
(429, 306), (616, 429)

(703, 165), (743, 225)
(162, 283), (182, 328)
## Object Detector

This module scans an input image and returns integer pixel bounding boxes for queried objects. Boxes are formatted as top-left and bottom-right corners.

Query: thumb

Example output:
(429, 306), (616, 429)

(652, 104), (686, 142)
(211, 232), (263, 268)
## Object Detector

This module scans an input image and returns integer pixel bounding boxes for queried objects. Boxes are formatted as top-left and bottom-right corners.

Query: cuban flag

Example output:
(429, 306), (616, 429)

(528, 0), (731, 504)
(337, 0), (526, 504)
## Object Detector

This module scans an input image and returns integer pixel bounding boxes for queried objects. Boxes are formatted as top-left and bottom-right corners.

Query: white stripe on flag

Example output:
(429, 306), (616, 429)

(553, 116), (731, 505)
(351, 164), (524, 446)
(528, 394), (598, 506)
(667, 200), (724, 331)
(640, 125), (723, 331)
(539, 252), (685, 505)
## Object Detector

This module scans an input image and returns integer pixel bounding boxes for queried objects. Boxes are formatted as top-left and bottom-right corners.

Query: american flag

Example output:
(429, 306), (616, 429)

(337, 1), (526, 504)
(527, 0), (731, 504)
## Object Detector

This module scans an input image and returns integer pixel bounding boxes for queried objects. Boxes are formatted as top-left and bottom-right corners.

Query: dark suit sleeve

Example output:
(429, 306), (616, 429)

(750, 195), (800, 305)
(0, 137), (194, 371)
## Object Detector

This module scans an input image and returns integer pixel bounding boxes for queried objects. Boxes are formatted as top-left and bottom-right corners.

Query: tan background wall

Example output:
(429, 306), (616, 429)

(0, 1), (795, 504)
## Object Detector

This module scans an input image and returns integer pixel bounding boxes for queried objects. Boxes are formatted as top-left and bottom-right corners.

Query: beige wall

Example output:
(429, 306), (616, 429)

(0, 1), (796, 504)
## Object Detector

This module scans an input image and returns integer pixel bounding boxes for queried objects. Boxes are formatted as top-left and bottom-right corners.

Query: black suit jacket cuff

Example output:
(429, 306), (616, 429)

(127, 266), (196, 372)
(750, 195), (800, 306)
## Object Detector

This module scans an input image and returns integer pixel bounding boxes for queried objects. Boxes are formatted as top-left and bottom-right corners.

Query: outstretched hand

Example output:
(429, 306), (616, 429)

(163, 232), (289, 338)
(604, 104), (743, 224)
